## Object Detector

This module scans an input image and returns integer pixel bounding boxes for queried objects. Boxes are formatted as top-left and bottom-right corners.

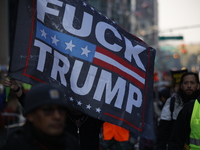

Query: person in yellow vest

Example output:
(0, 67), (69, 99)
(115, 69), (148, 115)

(100, 122), (132, 150)
(156, 72), (200, 150)
(168, 96), (200, 150)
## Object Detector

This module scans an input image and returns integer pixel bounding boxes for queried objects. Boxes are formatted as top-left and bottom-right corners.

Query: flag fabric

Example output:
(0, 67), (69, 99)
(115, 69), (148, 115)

(9, 0), (156, 139)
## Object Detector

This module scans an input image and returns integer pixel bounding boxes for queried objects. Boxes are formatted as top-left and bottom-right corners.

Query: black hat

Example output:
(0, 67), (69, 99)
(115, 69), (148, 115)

(24, 83), (68, 115)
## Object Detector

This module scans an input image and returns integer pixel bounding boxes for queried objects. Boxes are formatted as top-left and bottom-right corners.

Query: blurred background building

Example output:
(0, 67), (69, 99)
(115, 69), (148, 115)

(87, 0), (159, 48)
(0, 0), (9, 68)
(0, 0), (16, 71)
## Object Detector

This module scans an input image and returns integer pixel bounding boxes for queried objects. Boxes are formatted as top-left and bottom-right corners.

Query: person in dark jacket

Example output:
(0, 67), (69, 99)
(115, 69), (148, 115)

(168, 97), (200, 150)
(65, 106), (103, 150)
(1, 83), (77, 150)
(156, 72), (200, 150)
(3, 74), (103, 150)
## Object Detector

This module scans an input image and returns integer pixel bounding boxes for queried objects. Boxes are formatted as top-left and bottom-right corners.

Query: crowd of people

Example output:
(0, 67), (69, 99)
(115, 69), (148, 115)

(0, 73), (138, 150)
(1, 69), (200, 150)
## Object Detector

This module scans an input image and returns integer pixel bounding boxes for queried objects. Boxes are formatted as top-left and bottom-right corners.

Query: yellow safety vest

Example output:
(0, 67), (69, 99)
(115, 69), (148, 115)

(189, 100), (200, 150)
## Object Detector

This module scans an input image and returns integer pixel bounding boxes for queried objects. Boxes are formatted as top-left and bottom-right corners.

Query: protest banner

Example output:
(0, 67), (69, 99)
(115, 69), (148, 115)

(9, 0), (156, 139)
(170, 69), (188, 86)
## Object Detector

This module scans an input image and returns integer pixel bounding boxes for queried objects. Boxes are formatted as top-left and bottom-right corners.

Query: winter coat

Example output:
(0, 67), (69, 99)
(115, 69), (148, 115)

(18, 92), (103, 150)
(66, 114), (103, 150)
(168, 98), (199, 150)
(156, 93), (184, 150)
(1, 121), (77, 150)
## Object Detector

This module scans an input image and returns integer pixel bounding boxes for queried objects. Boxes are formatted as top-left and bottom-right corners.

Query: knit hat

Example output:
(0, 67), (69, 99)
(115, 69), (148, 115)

(24, 83), (68, 115)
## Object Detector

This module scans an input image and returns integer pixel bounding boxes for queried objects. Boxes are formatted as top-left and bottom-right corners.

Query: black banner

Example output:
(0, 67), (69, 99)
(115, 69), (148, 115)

(171, 69), (188, 86)
(9, 0), (156, 139)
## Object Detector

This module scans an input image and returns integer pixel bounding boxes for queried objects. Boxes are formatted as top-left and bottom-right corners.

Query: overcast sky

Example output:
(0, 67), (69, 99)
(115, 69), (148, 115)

(158, 0), (200, 44)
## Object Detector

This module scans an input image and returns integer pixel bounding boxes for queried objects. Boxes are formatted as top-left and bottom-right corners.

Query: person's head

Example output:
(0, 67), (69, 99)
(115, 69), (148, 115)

(179, 72), (200, 96)
(67, 105), (85, 119)
(158, 88), (171, 103)
(24, 83), (68, 136)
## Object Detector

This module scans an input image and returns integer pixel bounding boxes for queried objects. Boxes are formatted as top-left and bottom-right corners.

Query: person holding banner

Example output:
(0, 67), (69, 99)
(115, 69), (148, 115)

(3, 75), (103, 150)
(156, 72), (200, 150)
(3, 74), (24, 101)
(1, 83), (77, 150)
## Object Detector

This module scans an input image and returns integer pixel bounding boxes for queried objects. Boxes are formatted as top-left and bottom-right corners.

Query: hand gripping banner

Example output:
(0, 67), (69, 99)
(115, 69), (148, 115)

(9, 0), (156, 139)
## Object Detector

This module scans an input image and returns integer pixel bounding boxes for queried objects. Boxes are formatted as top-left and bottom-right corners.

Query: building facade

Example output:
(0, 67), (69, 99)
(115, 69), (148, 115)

(87, 0), (158, 48)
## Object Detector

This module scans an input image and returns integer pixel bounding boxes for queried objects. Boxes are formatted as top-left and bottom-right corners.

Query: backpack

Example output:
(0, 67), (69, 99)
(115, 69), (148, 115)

(169, 96), (175, 120)
(169, 96), (190, 150)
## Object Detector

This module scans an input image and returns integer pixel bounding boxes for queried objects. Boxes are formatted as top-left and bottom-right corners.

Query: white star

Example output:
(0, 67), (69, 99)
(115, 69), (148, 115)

(65, 40), (75, 51)
(40, 29), (47, 39)
(77, 101), (82, 106)
(81, 46), (91, 57)
(91, 7), (94, 11)
(69, 97), (74, 102)
(83, 2), (87, 6)
(96, 107), (101, 113)
(86, 104), (92, 110)
(51, 35), (59, 46)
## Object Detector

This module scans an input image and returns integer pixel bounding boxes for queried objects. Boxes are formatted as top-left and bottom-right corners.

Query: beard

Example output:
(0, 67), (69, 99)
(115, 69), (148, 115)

(180, 89), (200, 103)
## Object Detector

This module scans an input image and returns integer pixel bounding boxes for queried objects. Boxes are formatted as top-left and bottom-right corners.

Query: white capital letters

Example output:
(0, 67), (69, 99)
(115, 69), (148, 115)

(70, 60), (98, 95)
(37, 0), (63, 23)
(34, 40), (52, 72)
(96, 22), (122, 52)
(63, 4), (93, 37)
(51, 51), (70, 87)
(124, 37), (146, 71)
(94, 70), (126, 109)
(126, 83), (142, 113)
